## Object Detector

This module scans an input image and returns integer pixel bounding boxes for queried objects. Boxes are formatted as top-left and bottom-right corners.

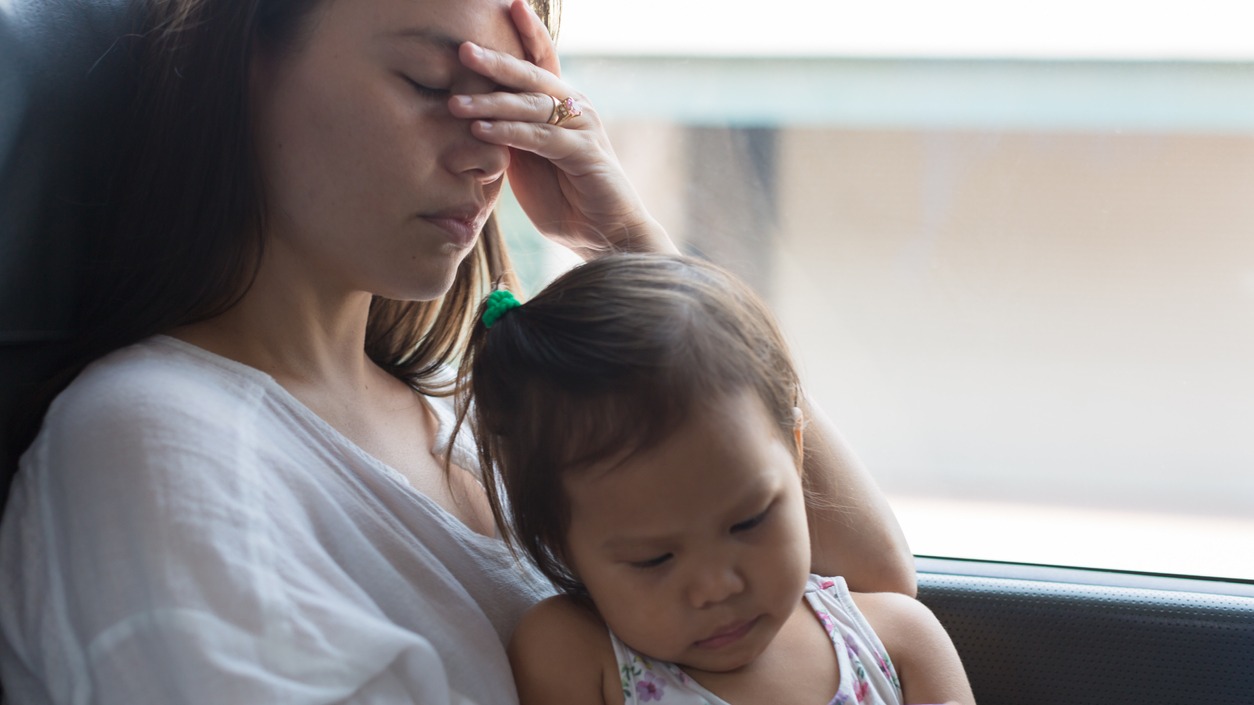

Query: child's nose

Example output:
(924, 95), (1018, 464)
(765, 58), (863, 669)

(686, 561), (747, 608)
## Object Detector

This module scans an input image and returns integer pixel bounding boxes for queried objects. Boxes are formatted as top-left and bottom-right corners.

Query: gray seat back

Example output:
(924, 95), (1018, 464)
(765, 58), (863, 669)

(0, 0), (132, 503)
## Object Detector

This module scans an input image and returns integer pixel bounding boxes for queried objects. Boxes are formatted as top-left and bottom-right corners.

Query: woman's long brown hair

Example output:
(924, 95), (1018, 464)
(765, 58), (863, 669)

(8, 0), (560, 467)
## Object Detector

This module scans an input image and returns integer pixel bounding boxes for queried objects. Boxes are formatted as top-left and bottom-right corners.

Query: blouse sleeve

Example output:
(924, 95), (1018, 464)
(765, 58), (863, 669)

(0, 359), (491, 705)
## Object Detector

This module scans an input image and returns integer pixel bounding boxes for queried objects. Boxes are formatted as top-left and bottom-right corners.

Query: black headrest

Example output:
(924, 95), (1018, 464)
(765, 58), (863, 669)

(1, 0), (133, 495)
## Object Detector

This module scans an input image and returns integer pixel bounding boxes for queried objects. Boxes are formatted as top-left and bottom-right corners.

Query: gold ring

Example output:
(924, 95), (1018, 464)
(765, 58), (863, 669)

(547, 95), (582, 127)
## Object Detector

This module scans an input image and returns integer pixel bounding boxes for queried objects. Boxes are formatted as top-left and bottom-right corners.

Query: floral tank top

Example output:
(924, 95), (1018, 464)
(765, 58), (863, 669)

(610, 575), (903, 705)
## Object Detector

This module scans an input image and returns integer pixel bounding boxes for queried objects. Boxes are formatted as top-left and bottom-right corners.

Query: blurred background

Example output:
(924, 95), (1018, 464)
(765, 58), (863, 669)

(497, 0), (1254, 580)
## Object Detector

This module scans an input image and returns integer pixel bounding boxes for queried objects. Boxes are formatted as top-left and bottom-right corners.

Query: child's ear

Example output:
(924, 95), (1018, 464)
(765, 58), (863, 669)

(792, 406), (804, 460)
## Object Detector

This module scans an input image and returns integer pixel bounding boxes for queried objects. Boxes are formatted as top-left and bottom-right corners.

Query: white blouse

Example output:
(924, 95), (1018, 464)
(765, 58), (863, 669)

(0, 335), (553, 704)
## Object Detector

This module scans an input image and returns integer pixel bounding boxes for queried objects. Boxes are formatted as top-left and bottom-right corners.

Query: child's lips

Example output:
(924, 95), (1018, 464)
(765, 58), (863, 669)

(694, 616), (760, 649)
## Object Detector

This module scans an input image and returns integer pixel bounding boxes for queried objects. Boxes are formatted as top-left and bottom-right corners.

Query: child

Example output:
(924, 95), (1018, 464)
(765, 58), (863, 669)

(458, 254), (974, 705)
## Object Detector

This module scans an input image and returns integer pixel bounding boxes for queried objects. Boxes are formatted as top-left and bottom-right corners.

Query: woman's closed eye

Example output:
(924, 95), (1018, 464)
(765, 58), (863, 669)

(402, 76), (449, 99)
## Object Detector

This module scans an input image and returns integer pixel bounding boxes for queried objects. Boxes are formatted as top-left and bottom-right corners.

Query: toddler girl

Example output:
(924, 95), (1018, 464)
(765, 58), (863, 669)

(458, 254), (974, 705)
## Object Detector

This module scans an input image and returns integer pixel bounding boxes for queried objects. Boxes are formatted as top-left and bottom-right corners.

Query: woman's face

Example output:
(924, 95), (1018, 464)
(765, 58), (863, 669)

(252, 0), (524, 301)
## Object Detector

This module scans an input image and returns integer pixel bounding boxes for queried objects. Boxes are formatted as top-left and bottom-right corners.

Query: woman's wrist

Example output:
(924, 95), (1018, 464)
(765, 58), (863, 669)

(592, 217), (678, 259)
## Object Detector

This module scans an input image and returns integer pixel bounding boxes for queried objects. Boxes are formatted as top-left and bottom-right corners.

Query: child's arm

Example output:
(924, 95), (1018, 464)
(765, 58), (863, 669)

(802, 398), (918, 596)
(850, 592), (976, 705)
(508, 595), (620, 705)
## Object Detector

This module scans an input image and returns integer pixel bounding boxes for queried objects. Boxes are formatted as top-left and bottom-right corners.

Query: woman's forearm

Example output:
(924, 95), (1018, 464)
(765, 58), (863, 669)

(802, 395), (917, 596)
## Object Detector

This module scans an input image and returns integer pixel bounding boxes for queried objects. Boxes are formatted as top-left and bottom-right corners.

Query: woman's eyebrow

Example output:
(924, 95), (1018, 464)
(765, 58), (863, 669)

(384, 27), (518, 58)
(384, 27), (463, 54)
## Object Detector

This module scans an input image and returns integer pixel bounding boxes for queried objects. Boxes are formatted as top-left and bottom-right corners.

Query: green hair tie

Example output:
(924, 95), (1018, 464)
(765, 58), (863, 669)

(482, 289), (522, 329)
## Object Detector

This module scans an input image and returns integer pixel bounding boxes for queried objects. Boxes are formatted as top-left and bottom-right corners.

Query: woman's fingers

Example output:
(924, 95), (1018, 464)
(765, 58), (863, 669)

(448, 2), (675, 255)
(458, 41), (557, 97)
(467, 118), (594, 162)
(510, 0), (560, 76)
(450, 91), (594, 140)
(450, 91), (561, 126)
(452, 3), (578, 131)
(451, 41), (594, 134)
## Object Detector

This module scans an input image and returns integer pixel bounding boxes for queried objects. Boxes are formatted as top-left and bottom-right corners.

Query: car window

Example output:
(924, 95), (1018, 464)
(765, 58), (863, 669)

(497, 0), (1254, 581)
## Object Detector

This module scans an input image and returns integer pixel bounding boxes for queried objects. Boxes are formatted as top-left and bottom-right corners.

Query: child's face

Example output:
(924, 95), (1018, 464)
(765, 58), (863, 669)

(563, 389), (811, 674)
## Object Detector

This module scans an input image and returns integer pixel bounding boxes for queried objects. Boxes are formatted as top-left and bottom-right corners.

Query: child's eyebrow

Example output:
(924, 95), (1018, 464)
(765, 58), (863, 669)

(597, 481), (782, 553)
(600, 533), (674, 553)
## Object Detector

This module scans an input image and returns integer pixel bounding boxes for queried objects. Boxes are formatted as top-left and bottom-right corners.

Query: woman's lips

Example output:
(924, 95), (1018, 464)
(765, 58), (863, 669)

(420, 203), (489, 249)
(421, 214), (482, 249)
(694, 616), (759, 650)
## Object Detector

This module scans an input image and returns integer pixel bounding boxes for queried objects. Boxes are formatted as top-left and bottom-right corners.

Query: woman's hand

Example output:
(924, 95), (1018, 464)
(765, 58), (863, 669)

(450, 0), (677, 259)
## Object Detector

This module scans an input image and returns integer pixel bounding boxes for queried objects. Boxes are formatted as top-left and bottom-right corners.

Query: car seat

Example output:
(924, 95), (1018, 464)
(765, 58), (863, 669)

(0, 0), (132, 511)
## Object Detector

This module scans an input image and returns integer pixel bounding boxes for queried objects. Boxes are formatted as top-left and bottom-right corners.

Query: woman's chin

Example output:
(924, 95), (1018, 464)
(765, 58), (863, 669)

(379, 260), (471, 303)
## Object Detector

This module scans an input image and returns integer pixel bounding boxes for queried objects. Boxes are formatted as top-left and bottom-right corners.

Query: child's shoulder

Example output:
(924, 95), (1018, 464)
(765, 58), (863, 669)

(509, 594), (620, 705)
(513, 593), (609, 646)
(846, 589), (973, 703)
(807, 573), (940, 640)
(847, 589), (945, 647)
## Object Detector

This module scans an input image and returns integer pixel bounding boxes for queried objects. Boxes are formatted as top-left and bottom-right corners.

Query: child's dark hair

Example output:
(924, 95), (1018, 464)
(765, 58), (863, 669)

(457, 253), (802, 596)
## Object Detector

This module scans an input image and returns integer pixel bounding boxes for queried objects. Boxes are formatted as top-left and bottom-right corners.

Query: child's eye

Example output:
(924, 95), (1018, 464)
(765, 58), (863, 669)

(629, 553), (673, 570)
(403, 76), (449, 99)
(731, 506), (771, 534)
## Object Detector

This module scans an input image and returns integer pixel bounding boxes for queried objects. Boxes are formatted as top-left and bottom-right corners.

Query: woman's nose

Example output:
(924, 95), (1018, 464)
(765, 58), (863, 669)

(445, 124), (510, 184)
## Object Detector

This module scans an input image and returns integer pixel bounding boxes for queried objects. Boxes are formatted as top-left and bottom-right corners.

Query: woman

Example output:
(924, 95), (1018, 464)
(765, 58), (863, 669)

(0, 0), (914, 702)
